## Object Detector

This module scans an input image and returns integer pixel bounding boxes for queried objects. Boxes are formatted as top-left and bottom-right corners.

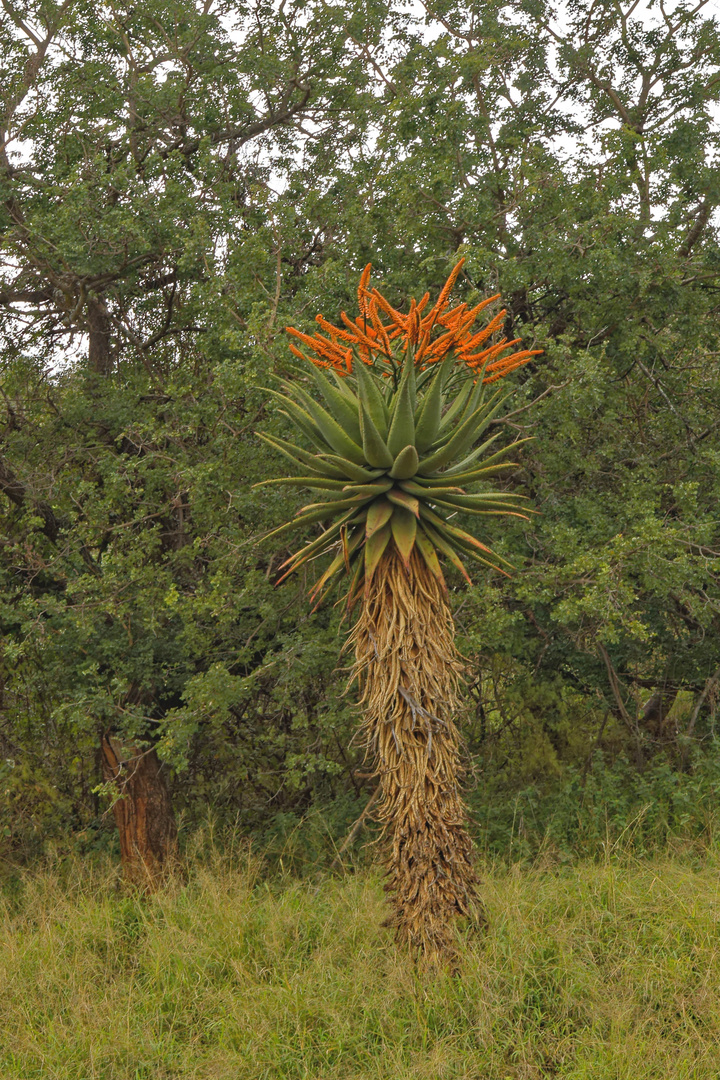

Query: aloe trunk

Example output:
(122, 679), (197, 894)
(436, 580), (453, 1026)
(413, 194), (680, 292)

(351, 547), (481, 955)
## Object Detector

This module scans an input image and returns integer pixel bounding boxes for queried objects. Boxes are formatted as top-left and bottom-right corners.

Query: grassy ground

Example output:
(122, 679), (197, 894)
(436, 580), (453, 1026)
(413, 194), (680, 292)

(2, 842), (720, 1079)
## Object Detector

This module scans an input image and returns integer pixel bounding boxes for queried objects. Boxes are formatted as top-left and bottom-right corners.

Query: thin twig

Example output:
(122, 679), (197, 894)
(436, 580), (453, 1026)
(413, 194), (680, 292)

(597, 643), (644, 766)
(684, 665), (720, 748)
(328, 783), (381, 873)
(489, 382), (569, 425)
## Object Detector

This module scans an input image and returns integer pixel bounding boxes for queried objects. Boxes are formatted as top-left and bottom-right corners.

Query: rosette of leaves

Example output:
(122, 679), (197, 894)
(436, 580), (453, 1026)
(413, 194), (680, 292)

(257, 261), (539, 961)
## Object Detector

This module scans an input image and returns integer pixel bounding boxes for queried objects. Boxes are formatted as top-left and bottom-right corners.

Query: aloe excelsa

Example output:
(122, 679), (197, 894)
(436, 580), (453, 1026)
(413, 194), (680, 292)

(258, 261), (539, 959)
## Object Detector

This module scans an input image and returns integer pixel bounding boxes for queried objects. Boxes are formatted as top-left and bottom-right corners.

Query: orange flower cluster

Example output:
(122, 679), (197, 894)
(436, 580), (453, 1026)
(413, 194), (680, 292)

(286, 260), (541, 383)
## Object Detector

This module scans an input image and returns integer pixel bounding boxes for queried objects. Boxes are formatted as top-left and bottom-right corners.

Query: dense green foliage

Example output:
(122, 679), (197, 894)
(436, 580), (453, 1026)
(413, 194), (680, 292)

(1, 0), (720, 858)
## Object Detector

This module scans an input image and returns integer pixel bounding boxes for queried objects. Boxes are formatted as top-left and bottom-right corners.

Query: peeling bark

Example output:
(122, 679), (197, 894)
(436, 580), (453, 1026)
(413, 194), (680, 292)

(101, 734), (177, 890)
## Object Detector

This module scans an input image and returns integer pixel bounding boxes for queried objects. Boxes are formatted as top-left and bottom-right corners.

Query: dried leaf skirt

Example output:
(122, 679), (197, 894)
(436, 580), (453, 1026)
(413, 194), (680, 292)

(351, 547), (482, 958)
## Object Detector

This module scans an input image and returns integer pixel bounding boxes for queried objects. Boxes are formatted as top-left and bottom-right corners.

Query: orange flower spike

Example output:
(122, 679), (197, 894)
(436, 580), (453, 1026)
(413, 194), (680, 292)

(356, 315), (377, 339)
(449, 294), (500, 329)
(483, 351), (540, 383)
(471, 292), (501, 317)
(303, 331), (356, 369)
(448, 308), (483, 344)
(357, 263), (372, 316)
(416, 292), (430, 315)
(464, 338), (517, 369)
(468, 340), (536, 375)
(450, 299), (501, 340)
(424, 325), (462, 360)
(286, 327), (338, 362)
(414, 325), (432, 365)
(485, 348), (542, 375)
(369, 298), (393, 354)
(345, 348), (353, 373)
(405, 298), (419, 345)
(438, 304), (467, 332)
(358, 289), (373, 322)
(418, 259), (467, 340)
(413, 306), (423, 345)
(316, 329), (358, 355)
(315, 314), (358, 345)
(340, 311), (391, 358)
(429, 258), (466, 321)
(285, 326), (317, 347)
(458, 311), (506, 355)
(370, 288), (406, 331)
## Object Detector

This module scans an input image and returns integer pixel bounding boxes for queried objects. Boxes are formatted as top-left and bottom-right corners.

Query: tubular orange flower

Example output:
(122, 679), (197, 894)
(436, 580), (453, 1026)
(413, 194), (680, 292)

(286, 262), (541, 382)
(358, 263), (372, 317)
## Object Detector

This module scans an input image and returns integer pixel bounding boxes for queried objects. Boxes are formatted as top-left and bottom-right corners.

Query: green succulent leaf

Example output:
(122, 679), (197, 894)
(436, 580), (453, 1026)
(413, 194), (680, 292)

(346, 554), (365, 608)
(366, 498), (394, 538)
(416, 502), (451, 530)
(319, 455), (386, 482)
(253, 476), (350, 491)
(387, 488), (420, 517)
(433, 375), (475, 439)
(457, 371), (488, 426)
(414, 527), (446, 586)
(365, 522), (392, 584)
(425, 434), (505, 478)
(276, 407), (328, 452)
(418, 408), (506, 474)
(256, 433), (347, 479)
(389, 444), (419, 479)
(299, 492), (382, 515)
(398, 479), (465, 498)
(391, 505), (417, 568)
(339, 480), (393, 499)
(426, 491), (531, 516)
(440, 438), (533, 478)
(353, 356), (389, 439)
(271, 387), (367, 465)
(387, 348), (416, 455)
(448, 532), (511, 576)
(309, 367), (362, 444)
(418, 521), (472, 584)
(266, 505), (359, 548)
(331, 369), (358, 402)
(414, 355), (454, 452)
(414, 462), (517, 487)
(441, 520), (512, 565)
(276, 506), (370, 578)
(418, 390), (508, 473)
(309, 527), (364, 604)
(359, 398), (394, 468)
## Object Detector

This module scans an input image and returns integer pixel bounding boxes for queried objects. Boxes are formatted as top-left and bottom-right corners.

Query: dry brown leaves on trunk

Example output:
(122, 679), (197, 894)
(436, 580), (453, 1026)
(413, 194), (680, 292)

(350, 547), (483, 961)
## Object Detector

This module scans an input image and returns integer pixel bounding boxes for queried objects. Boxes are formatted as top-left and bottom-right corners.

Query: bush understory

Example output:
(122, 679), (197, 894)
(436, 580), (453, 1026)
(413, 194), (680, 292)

(2, 837), (720, 1080)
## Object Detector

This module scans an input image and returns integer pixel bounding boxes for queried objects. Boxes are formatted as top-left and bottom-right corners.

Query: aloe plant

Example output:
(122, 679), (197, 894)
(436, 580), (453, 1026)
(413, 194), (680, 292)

(258, 260), (539, 959)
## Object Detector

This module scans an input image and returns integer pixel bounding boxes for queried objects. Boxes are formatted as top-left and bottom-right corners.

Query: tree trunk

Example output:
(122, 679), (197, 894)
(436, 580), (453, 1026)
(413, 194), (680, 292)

(350, 547), (481, 961)
(87, 296), (113, 375)
(640, 689), (678, 742)
(101, 734), (177, 890)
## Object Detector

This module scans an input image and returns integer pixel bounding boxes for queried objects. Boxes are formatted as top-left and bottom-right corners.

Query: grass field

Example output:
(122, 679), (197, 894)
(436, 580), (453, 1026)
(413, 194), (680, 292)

(2, 842), (720, 1079)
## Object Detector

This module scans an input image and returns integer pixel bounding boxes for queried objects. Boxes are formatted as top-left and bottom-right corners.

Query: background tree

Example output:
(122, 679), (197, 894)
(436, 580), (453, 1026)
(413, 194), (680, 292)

(1, 0), (719, 867)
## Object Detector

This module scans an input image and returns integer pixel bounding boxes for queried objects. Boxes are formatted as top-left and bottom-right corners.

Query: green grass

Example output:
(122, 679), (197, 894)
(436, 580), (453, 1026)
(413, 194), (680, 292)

(2, 843), (720, 1078)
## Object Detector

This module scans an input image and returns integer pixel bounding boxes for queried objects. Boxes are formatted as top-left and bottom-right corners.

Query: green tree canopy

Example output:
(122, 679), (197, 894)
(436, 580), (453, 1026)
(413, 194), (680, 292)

(1, 0), (719, 859)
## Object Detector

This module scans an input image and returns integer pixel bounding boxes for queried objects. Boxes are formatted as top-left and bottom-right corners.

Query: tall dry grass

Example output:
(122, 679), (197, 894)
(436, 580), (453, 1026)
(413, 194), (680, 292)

(2, 839), (720, 1078)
